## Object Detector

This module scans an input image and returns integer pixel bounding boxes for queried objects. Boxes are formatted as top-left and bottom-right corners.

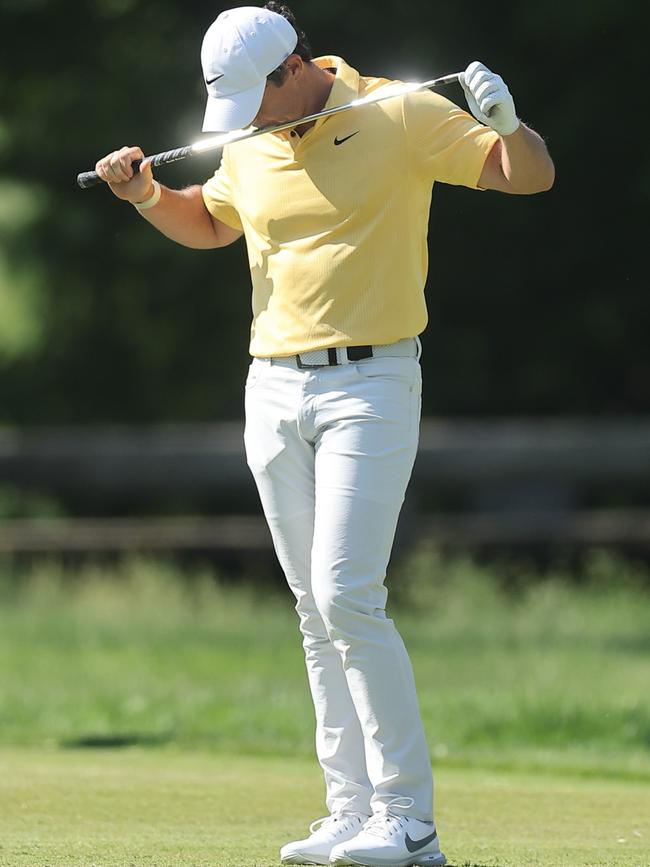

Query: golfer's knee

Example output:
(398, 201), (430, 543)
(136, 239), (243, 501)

(293, 595), (329, 643)
(311, 577), (379, 637)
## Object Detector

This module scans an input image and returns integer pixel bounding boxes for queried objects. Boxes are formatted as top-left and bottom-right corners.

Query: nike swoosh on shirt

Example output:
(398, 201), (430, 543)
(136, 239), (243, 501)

(334, 132), (360, 146)
(404, 829), (438, 853)
(206, 73), (224, 85)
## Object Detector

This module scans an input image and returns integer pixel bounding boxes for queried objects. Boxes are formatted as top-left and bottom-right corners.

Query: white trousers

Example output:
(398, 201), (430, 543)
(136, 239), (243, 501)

(243, 341), (434, 822)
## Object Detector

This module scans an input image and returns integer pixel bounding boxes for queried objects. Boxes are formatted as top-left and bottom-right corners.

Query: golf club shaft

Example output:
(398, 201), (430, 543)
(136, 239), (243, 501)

(77, 72), (462, 189)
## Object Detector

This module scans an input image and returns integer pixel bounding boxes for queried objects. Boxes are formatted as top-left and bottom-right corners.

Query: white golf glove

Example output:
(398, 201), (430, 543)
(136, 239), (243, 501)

(459, 61), (520, 137)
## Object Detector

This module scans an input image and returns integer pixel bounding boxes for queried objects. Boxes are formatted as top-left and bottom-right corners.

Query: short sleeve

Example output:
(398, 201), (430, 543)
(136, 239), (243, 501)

(201, 146), (243, 231)
(403, 90), (499, 188)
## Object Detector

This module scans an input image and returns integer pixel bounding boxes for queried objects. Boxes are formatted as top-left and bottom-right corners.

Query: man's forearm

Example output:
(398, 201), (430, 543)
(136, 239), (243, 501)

(499, 124), (555, 194)
(135, 184), (224, 249)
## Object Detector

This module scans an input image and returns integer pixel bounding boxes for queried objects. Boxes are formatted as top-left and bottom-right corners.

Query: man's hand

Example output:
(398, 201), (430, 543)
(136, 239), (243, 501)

(460, 61), (520, 137)
(94, 146), (155, 203)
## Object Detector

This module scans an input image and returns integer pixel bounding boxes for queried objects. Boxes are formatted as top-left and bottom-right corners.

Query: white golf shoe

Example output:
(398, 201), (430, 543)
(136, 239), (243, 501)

(328, 798), (446, 867)
(280, 812), (370, 865)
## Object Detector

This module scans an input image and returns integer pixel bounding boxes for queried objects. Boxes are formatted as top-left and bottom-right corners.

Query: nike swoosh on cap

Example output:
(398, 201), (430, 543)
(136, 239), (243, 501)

(334, 132), (360, 146)
(404, 829), (438, 853)
(206, 73), (224, 85)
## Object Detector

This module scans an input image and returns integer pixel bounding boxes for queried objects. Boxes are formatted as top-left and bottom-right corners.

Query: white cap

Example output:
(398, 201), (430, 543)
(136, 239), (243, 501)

(201, 6), (298, 132)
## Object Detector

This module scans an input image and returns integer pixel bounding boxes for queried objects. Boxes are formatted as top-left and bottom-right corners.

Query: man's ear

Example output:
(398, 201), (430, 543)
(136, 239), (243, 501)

(285, 54), (304, 79)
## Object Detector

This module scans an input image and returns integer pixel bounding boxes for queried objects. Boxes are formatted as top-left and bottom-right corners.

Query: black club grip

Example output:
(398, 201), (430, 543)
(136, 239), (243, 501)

(77, 158), (143, 189)
(76, 170), (102, 189)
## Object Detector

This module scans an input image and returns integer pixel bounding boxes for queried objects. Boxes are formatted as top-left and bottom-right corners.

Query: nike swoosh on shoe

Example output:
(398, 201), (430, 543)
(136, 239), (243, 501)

(404, 829), (438, 853)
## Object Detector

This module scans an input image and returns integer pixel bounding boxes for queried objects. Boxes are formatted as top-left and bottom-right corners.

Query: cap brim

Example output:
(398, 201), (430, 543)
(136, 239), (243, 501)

(202, 79), (266, 133)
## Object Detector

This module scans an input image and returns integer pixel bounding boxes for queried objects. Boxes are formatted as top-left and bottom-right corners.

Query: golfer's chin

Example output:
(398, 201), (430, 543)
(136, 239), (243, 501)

(253, 114), (294, 130)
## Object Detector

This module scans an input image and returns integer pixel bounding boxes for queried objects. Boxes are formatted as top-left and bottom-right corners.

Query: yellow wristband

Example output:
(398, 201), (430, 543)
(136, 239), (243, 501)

(133, 180), (162, 210)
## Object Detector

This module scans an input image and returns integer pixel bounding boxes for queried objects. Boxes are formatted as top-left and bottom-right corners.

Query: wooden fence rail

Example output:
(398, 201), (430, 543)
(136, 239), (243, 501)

(1, 419), (649, 552)
(1, 418), (649, 497)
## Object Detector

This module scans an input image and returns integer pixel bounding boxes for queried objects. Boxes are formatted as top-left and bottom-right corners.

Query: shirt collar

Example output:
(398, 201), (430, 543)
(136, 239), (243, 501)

(313, 56), (361, 109)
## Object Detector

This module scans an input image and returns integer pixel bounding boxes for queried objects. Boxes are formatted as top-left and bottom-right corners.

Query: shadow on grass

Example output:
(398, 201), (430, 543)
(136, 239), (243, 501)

(60, 731), (173, 749)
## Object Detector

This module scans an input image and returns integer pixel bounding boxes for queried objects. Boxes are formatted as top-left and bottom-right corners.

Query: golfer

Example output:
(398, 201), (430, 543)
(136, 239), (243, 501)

(95, 4), (554, 865)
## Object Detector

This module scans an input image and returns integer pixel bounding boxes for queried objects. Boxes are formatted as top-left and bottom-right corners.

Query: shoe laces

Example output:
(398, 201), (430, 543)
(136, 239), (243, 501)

(363, 796), (415, 840)
(309, 812), (363, 836)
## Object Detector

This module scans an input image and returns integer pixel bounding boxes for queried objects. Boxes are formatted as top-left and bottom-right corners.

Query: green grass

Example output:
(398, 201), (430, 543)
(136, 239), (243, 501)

(0, 551), (648, 777)
(0, 550), (649, 865)
(0, 749), (648, 866)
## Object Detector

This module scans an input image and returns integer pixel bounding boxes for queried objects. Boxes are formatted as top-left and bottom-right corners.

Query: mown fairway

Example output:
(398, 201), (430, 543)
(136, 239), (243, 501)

(0, 550), (649, 865)
(1, 750), (648, 866)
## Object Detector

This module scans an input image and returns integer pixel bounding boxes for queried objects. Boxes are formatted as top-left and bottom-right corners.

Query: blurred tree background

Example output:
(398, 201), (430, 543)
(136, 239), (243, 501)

(0, 0), (647, 424)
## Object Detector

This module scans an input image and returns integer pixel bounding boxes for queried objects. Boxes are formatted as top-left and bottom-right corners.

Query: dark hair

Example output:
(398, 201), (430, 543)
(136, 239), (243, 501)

(264, 2), (312, 86)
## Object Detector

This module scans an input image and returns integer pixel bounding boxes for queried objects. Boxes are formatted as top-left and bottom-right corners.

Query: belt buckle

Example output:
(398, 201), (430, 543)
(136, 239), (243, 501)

(296, 348), (343, 369)
(295, 353), (327, 370)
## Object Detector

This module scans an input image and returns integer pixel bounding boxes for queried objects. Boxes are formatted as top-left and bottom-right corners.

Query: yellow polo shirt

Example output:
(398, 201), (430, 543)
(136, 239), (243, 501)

(202, 56), (498, 357)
